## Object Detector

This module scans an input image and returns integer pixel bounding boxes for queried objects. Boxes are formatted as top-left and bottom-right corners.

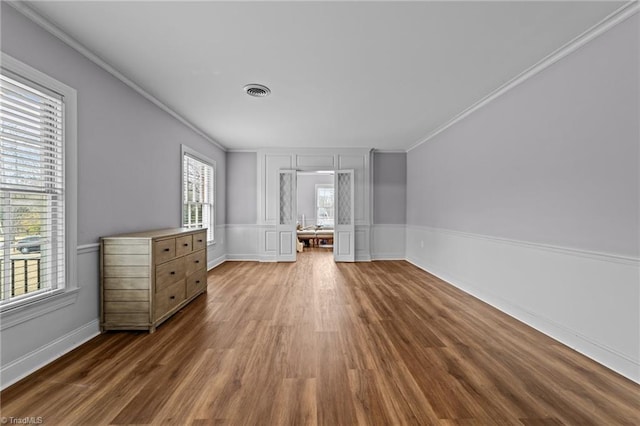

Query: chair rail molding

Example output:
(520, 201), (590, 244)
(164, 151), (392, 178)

(256, 148), (372, 262)
(405, 224), (640, 383)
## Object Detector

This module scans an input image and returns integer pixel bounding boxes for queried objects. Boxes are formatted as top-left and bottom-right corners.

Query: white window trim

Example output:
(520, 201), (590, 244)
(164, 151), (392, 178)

(315, 183), (335, 227)
(0, 52), (78, 321)
(181, 144), (216, 244)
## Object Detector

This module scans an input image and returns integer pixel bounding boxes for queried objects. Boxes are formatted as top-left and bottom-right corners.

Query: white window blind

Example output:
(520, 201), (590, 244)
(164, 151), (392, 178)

(182, 152), (214, 242)
(316, 184), (334, 227)
(0, 70), (65, 304)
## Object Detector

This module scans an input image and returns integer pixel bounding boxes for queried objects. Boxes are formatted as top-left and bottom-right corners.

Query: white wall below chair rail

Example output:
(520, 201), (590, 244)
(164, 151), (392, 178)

(0, 246), (102, 390)
(206, 225), (228, 268)
(405, 225), (640, 383)
(226, 224), (390, 263)
(226, 224), (261, 261)
(0, 319), (100, 390)
(371, 224), (406, 260)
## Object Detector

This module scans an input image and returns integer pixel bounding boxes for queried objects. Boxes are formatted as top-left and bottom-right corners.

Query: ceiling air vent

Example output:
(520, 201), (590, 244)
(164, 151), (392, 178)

(244, 84), (271, 97)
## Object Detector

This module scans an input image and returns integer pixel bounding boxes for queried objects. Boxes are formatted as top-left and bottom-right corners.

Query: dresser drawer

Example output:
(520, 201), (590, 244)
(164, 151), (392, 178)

(185, 249), (206, 276)
(155, 257), (185, 293)
(101, 228), (208, 333)
(154, 238), (176, 264)
(192, 231), (207, 251)
(176, 234), (193, 257)
(154, 280), (185, 320)
(186, 270), (207, 299)
(104, 300), (150, 313)
(103, 312), (150, 327)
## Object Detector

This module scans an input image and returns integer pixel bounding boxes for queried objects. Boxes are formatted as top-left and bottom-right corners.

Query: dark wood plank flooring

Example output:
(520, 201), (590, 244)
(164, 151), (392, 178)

(1, 248), (638, 425)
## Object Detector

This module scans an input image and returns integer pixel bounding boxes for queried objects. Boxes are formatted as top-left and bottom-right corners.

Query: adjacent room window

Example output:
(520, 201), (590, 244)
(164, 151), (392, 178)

(316, 184), (334, 227)
(0, 56), (76, 309)
(182, 146), (215, 243)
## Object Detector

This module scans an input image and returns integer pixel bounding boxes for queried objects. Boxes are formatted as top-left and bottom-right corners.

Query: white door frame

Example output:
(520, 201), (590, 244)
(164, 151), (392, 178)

(276, 169), (297, 262)
(276, 168), (353, 262)
(334, 169), (355, 262)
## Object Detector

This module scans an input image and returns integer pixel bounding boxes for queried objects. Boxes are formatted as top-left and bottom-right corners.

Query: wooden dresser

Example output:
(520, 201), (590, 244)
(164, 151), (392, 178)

(100, 228), (208, 333)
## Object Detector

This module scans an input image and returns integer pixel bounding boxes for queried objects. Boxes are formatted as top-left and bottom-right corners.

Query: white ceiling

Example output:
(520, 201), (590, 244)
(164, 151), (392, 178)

(23, 1), (627, 151)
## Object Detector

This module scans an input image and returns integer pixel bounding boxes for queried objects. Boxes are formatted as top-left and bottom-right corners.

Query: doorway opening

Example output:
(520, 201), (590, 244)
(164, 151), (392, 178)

(296, 171), (334, 255)
(277, 168), (354, 262)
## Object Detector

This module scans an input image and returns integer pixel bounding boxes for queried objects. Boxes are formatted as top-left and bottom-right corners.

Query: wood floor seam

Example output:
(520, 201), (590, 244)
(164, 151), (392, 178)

(1, 248), (638, 425)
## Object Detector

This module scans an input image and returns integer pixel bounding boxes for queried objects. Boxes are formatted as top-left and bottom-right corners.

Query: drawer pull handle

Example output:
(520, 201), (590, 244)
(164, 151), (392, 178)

(196, 280), (200, 284)
(183, 243), (189, 247)
(164, 248), (170, 252)
(198, 239), (203, 243)
(170, 296), (176, 300)
(170, 271), (176, 275)
(195, 260), (200, 264)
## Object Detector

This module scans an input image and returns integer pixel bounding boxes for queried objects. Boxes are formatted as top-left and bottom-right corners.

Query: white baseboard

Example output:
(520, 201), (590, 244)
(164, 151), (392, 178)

(355, 254), (372, 262)
(370, 224), (406, 260)
(207, 254), (227, 270)
(226, 224), (260, 260)
(371, 254), (406, 261)
(406, 225), (640, 383)
(225, 255), (260, 262)
(1, 319), (101, 390)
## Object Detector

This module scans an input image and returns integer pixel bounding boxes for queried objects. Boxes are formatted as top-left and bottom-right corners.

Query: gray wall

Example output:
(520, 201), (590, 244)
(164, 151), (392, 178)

(407, 15), (638, 257)
(226, 152), (257, 224)
(297, 173), (333, 226)
(405, 14), (639, 380)
(373, 152), (407, 224)
(1, 3), (226, 382)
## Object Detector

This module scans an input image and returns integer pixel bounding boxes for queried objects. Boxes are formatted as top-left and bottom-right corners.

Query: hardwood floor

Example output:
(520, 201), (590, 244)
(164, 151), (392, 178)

(1, 249), (638, 425)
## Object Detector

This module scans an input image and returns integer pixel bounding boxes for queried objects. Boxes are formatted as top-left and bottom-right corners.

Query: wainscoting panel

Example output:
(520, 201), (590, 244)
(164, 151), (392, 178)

(371, 224), (406, 260)
(257, 149), (372, 261)
(0, 245), (102, 390)
(355, 225), (371, 262)
(405, 225), (640, 383)
(225, 224), (260, 261)
(295, 154), (335, 168)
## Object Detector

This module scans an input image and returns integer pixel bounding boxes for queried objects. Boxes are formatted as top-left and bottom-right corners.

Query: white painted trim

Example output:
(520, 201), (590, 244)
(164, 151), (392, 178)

(408, 1), (640, 152)
(207, 254), (226, 270)
(6, 1), (226, 152)
(1, 51), (79, 309)
(372, 149), (407, 154)
(0, 319), (100, 390)
(405, 257), (640, 383)
(0, 289), (79, 331)
(226, 255), (260, 262)
(405, 224), (640, 383)
(181, 144), (217, 244)
(371, 254), (405, 261)
(408, 224), (639, 265)
(77, 243), (100, 255)
(227, 149), (259, 153)
(370, 224), (406, 260)
(258, 147), (373, 156)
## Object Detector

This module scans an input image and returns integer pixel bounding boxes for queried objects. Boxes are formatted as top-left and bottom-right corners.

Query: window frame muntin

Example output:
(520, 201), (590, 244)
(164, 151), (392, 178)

(0, 52), (78, 316)
(315, 183), (335, 227)
(180, 144), (215, 244)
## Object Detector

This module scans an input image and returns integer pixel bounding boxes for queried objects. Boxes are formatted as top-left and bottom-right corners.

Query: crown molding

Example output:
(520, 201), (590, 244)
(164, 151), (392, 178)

(408, 1), (639, 152)
(406, 224), (640, 266)
(7, 0), (227, 152)
(372, 149), (407, 154)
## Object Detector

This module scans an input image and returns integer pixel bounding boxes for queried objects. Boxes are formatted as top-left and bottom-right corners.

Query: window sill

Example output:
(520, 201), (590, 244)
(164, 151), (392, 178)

(0, 288), (80, 331)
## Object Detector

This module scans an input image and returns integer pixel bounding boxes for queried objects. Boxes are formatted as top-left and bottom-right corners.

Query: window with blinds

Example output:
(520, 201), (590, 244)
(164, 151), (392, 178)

(316, 184), (334, 227)
(0, 70), (66, 305)
(182, 152), (214, 243)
